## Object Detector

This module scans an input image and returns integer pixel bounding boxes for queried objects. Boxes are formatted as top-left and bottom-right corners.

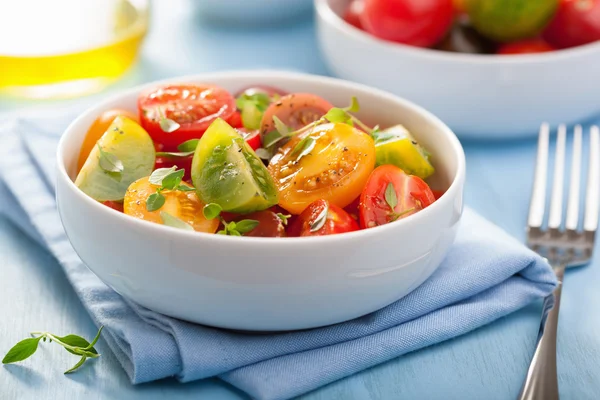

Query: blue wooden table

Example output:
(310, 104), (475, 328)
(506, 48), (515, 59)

(1, 1), (599, 399)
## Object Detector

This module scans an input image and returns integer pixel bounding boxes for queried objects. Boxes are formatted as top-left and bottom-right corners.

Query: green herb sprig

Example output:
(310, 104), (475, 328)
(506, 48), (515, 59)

(236, 92), (272, 131)
(2, 326), (104, 374)
(202, 203), (259, 236)
(146, 167), (194, 212)
(310, 203), (329, 232)
(276, 213), (291, 226)
(157, 108), (180, 133)
(155, 139), (199, 158)
(97, 145), (124, 179)
(384, 182), (416, 222)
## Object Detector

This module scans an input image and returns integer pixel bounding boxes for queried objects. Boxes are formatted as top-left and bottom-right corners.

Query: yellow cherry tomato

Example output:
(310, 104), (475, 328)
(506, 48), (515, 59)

(268, 123), (376, 215)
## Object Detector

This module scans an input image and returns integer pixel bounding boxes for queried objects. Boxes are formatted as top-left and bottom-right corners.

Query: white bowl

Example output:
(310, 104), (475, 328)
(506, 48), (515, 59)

(194, 0), (313, 25)
(316, 0), (600, 139)
(56, 71), (465, 331)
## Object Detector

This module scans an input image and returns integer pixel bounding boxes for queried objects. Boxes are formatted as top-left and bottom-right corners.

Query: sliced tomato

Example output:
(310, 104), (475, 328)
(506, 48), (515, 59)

(268, 123), (376, 215)
(359, 165), (435, 229)
(238, 128), (262, 150)
(233, 210), (286, 237)
(102, 200), (124, 213)
(287, 199), (359, 237)
(154, 155), (193, 182)
(260, 93), (333, 137)
(138, 84), (235, 150)
(343, 0), (365, 29)
(123, 177), (219, 233)
(77, 109), (139, 172)
(344, 196), (361, 222)
(226, 111), (244, 128)
(543, 0), (600, 49)
(497, 39), (555, 55)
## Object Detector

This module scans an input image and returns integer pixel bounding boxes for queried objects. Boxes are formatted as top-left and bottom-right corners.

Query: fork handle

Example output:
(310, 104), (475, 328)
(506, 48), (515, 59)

(517, 265), (565, 400)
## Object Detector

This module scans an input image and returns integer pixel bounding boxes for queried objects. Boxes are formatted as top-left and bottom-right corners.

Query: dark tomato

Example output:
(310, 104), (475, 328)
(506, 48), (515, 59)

(234, 85), (288, 98)
(359, 165), (435, 229)
(238, 128), (262, 150)
(343, 0), (365, 29)
(497, 39), (556, 54)
(344, 196), (361, 222)
(432, 189), (445, 200)
(436, 21), (498, 54)
(226, 111), (244, 128)
(260, 93), (333, 137)
(287, 199), (359, 237)
(138, 84), (235, 150)
(235, 210), (286, 237)
(360, 0), (454, 47)
(102, 200), (124, 213)
(543, 0), (600, 48)
(154, 155), (193, 182)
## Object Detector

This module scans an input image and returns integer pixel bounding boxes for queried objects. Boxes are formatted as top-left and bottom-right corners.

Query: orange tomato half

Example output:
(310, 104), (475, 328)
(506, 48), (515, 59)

(77, 109), (139, 172)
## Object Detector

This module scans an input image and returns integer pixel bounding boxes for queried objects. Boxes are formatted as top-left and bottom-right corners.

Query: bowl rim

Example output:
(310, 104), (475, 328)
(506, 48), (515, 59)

(57, 70), (465, 246)
(315, 0), (600, 64)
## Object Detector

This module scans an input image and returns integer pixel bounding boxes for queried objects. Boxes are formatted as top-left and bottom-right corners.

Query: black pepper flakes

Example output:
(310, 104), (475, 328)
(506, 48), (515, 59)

(343, 147), (348, 152)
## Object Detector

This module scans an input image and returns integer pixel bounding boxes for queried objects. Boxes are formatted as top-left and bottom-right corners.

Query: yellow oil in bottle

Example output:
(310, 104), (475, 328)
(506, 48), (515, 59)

(0, 0), (149, 99)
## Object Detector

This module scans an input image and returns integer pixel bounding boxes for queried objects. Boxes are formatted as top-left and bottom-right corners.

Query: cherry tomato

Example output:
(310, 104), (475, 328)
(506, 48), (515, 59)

(102, 200), (124, 213)
(432, 189), (445, 200)
(123, 177), (219, 233)
(234, 85), (288, 98)
(226, 111), (244, 128)
(343, 0), (365, 29)
(234, 210), (286, 237)
(137, 84), (236, 150)
(238, 128), (262, 151)
(360, 0), (454, 47)
(287, 199), (359, 237)
(260, 93), (333, 137)
(154, 155), (193, 182)
(344, 196), (361, 222)
(77, 109), (139, 172)
(543, 0), (600, 49)
(268, 123), (376, 215)
(497, 39), (556, 54)
(359, 165), (435, 229)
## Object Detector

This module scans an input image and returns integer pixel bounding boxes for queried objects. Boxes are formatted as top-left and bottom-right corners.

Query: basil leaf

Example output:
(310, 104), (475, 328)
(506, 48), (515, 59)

(2, 337), (41, 364)
(159, 118), (180, 133)
(146, 192), (165, 212)
(177, 139), (199, 152)
(58, 335), (98, 356)
(97, 145), (124, 174)
(177, 184), (195, 192)
(161, 169), (185, 190)
(324, 108), (348, 124)
(203, 203), (222, 220)
(160, 211), (194, 231)
(272, 115), (290, 136)
(310, 204), (329, 232)
(385, 182), (398, 210)
(155, 151), (195, 158)
(64, 356), (87, 374)
(346, 96), (360, 113)
(291, 136), (316, 162)
(235, 219), (259, 234)
(149, 167), (177, 185)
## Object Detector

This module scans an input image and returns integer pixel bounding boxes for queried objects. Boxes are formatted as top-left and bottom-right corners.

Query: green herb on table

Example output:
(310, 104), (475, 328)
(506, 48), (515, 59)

(2, 326), (104, 374)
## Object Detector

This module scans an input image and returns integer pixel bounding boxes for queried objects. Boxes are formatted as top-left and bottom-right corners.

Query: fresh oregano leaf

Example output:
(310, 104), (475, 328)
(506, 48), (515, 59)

(273, 115), (291, 136)
(310, 204), (329, 232)
(2, 336), (42, 364)
(276, 213), (291, 226)
(146, 192), (166, 212)
(346, 96), (360, 113)
(161, 169), (185, 190)
(177, 184), (195, 192)
(235, 219), (259, 234)
(263, 130), (284, 148)
(149, 167), (177, 185)
(58, 335), (98, 356)
(385, 182), (398, 211)
(324, 108), (349, 124)
(177, 139), (199, 152)
(203, 203), (222, 220)
(97, 145), (124, 174)
(159, 118), (180, 133)
(64, 356), (87, 374)
(291, 136), (316, 161)
(160, 211), (194, 231)
(155, 151), (195, 158)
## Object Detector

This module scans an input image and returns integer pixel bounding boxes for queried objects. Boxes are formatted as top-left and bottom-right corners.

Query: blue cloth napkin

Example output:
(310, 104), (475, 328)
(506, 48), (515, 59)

(0, 112), (557, 400)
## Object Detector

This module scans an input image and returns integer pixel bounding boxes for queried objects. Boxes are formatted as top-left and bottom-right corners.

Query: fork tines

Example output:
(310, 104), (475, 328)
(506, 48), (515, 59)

(527, 124), (600, 262)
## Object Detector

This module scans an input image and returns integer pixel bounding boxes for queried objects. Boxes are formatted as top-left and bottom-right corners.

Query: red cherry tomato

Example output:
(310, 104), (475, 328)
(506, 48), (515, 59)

(234, 210), (286, 237)
(344, 196), (361, 222)
(260, 93), (333, 137)
(543, 0), (600, 49)
(102, 200), (124, 213)
(226, 111), (244, 128)
(432, 189), (445, 200)
(343, 0), (365, 29)
(154, 155), (194, 182)
(238, 128), (262, 150)
(359, 165), (435, 229)
(138, 84), (235, 150)
(287, 199), (359, 237)
(497, 39), (556, 55)
(360, 0), (454, 47)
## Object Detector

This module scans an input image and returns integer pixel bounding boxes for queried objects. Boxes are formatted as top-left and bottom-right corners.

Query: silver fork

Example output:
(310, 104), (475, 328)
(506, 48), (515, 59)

(518, 124), (600, 400)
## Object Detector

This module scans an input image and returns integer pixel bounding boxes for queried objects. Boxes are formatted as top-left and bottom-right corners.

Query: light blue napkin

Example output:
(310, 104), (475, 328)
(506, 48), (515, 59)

(0, 113), (557, 400)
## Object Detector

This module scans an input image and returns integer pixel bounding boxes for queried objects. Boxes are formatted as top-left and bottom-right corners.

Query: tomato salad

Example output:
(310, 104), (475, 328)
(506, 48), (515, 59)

(74, 83), (439, 238)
